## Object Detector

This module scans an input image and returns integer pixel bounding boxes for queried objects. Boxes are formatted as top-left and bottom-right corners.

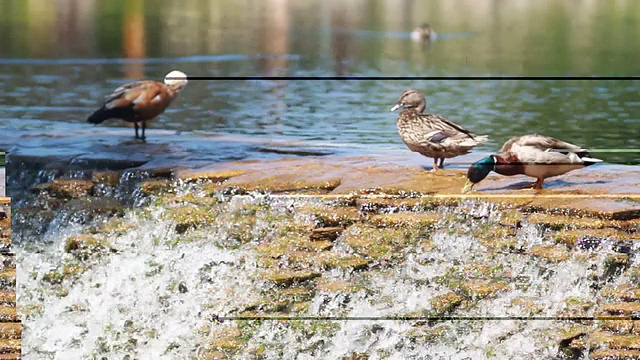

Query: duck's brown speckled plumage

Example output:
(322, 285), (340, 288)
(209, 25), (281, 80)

(391, 89), (488, 170)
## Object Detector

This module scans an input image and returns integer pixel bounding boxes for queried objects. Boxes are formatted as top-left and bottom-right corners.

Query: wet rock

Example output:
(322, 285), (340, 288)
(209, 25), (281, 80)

(614, 288), (640, 302)
(0, 291), (15, 305)
(33, 179), (94, 199)
(209, 326), (245, 351)
(310, 206), (361, 228)
(591, 349), (640, 360)
(316, 278), (363, 294)
(140, 179), (173, 195)
(556, 229), (632, 248)
(600, 319), (638, 334)
(342, 224), (425, 262)
(528, 213), (609, 230)
(162, 205), (220, 234)
(177, 282), (188, 293)
(368, 212), (440, 228)
(575, 235), (605, 250)
(0, 339), (21, 358)
(0, 323), (21, 339)
(64, 234), (114, 261)
(316, 253), (370, 270)
(62, 197), (125, 218)
(604, 254), (630, 280)
(529, 244), (571, 262)
(310, 227), (343, 242)
(600, 302), (640, 317)
(176, 169), (246, 183)
(0, 305), (17, 322)
(0, 269), (15, 289)
(430, 292), (465, 315)
(587, 331), (640, 350)
(460, 279), (508, 299)
(557, 325), (590, 359)
(264, 270), (321, 287)
(91, 170), (122, 187)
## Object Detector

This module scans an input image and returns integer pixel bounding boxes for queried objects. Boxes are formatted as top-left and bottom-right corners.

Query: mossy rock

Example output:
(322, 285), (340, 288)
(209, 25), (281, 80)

(586, 331), (640, 350)
(140, 179), (173, 195)
(91, 170), (121, 187)
(600, 302), (640, 317)
(527, 213), (610, 231)
(367, 212), (440, 228)
(316, 253), (370, 271)
(310, 227), (343, 242)
(430, 291), (465, 315)
(0, 270), (15, 288)
(342, 224), (426, 261)
(529, 244), (571, 262)
(162, 205), (221, 234)
(264, 270), (321, 287)
(0, 305), (17, 322)
(178, 169), (247, 183)
(591, 349), (640, 360)
(33, 179), (95, 198)
(64, 234), (114, 260)
(304, 206), (362, 228)
(316, 278), (363, 294)
(459, 279), (508, 299)
(0, 323), (21, 339)
(209, 326), (246, 352)
(61, 197), (125, 218)
(554, 228), (634, 247)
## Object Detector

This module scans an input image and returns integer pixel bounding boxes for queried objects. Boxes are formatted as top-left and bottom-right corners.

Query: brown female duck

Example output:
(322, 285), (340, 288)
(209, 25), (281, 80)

(87, 70), (188, 140)
(391, 89), (488, 171)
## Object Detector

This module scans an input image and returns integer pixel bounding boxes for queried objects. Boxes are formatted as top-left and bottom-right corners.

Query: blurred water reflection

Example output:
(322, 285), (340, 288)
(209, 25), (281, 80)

(0, 0), (638, 164)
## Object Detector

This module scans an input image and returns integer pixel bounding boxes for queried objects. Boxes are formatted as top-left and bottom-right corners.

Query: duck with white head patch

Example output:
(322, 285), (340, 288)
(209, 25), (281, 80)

(462, 134), (603, 192)
(87, 70), (188, 141)
(391, 89), (489, 171)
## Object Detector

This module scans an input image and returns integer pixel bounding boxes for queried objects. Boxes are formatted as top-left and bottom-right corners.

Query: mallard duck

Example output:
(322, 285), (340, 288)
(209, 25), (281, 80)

(390, 89), (489, 171)
(462, 134), (603, 192)
(87, 70), (188, 141)
(411, 23), (437, 42)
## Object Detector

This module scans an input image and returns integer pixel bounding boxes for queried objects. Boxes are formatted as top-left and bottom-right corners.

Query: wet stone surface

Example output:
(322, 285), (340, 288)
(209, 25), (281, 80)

(6, 131), (640, 359)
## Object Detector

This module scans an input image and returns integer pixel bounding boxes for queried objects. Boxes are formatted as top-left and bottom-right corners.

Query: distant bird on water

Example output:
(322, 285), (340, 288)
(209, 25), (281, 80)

(411, 23), (437, 42)
(87, 70), (188, 141)
(462, 134), (603, 192)
(391, 89), (488, 171)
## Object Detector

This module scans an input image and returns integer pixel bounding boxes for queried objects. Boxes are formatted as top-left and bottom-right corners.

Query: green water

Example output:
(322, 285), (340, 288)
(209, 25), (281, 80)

(0, 0), (639, 164)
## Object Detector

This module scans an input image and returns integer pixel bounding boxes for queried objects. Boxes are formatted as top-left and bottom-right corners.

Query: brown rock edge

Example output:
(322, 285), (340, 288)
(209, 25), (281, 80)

(0, 198), (20, 360)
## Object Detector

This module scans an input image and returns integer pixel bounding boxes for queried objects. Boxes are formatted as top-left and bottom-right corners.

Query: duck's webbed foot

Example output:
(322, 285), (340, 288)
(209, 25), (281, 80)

(430, 158), (441, 172)
(533, 178), (545, 190)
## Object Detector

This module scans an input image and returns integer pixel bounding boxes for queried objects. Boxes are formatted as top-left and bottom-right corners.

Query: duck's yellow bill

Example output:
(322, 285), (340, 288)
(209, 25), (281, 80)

(461, 179), (475, 193)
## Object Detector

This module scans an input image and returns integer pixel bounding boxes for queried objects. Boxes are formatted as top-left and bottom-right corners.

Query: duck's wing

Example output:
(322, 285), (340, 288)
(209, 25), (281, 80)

(103, 81), (166, 110)
(420, 114), (477, 141)
(502, 134), (585, 153)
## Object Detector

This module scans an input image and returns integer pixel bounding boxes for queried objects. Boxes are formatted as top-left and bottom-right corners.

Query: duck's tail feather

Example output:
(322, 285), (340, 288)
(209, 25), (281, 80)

(87, 106), (133, 124)
(581, 156), (603, 166)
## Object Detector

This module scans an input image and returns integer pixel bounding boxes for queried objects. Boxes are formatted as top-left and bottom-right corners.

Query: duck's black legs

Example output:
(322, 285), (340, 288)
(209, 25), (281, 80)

(134, 122), (140, 139)
(133, 122), (146, 141)
(438, 158), (445, 169)
(431, 158), (441, 172)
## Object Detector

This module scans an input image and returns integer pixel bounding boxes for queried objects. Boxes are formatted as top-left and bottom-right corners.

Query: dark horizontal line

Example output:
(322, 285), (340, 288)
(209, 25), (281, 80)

(213, 315), (637, 321)
(186, 76), (640, 81)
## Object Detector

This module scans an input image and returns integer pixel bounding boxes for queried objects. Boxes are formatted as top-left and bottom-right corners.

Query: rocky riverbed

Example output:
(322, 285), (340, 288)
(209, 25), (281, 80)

(5, 129), (640, 359)
(0, 199), (20, 360)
